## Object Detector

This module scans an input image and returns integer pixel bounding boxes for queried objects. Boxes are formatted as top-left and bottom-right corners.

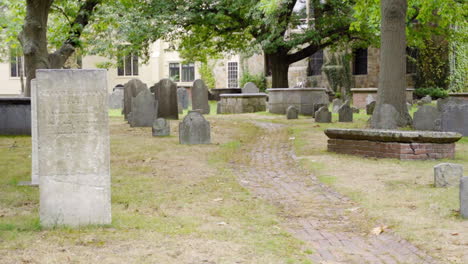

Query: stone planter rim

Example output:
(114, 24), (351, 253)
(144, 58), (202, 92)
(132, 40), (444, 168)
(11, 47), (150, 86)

(324, 128), (462, 143)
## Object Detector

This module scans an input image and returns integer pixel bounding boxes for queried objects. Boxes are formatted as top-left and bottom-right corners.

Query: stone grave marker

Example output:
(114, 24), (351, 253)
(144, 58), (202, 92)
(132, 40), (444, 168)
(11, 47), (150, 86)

(370, 104), (399, 129)
(315, 106), (332, 123)
(154, 79), (179, 119)
(440, 101), (468, 136)
(36, 69), (111, 227)
(461, 177), (468, 219)
(177, 87), (189, 109)
(179, 110), (211, 144)
(123, 79), (147, 120)
(216, 102), (223, 114)
(434, 163), (463, 188)
(286, 105), (298, 119)
(152, 118), (170, 136)
(338, 103), (353, 122)
(366, 101), (376, 115)
(332, 98), (342, 113)
(192, 79), (210, 114)
(242, 82), (259, 93)
(312, 103), (328, 118)
(108, 87), (124, 109)
(129, 89), (157, 127)
(421, 95), (432, 104)
(413, 105), (441, 131)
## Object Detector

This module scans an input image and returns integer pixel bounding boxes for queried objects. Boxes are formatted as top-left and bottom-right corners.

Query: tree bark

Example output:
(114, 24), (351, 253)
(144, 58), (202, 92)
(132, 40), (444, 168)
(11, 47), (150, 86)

(267, 52), (290, 88)
(19, 0), (53, 97)
(371, 0), (412, 128)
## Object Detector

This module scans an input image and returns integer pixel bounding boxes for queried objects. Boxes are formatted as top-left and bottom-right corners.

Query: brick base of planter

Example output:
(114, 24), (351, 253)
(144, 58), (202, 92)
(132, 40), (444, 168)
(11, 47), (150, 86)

(327, 139), (455, 160)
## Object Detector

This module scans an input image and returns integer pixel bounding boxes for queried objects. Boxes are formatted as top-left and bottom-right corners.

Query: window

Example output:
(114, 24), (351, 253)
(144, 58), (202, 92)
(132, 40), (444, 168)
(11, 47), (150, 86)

(308, 50), (323, 76)
(10, 49), (24, 78)
(352, 48), (368, 75)
(169, 63), (180, 81)
(406, 47), (418, 74)
(227, 62), (238, 88)
(118, 53), (138, 76)
(181, 63), (195, 82)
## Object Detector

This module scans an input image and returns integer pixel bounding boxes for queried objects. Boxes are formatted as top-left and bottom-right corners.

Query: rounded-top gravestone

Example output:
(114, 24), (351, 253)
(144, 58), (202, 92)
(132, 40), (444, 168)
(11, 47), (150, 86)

(332, 98), (343, 113)
(286, 105), (299, 119)
(123, 79), (148, 120)
(242, 82), (259, 93)
(338, 103), (353, 122)
(315, 106), (332, 123)
(177, 87), (189, 109)
(413, 105), (441, 131)
(179, 110), (211, 145)
(154, 79), (178, 120)
(192, 79), (210, 114)
(129, 89), (157, 127)
(152, 118), (170, 136)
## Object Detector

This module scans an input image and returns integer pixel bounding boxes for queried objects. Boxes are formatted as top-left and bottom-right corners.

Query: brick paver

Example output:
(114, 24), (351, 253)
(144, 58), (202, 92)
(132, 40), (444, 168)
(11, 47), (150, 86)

(235, 122), (439, 264)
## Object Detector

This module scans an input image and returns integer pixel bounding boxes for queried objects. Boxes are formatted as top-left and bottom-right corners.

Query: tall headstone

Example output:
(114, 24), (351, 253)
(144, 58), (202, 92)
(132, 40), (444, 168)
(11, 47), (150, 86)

(413, 105), (441, 131)
(434, 163), (464, 188)
(179, 111), (211, 144)
(154, 79), (179, 119)
(36, 69), (111, 227)
(370, 104), (398, 129)
(192, 79), (210, 114)
(177, 87), (189, 109)
(129, 89), (158, 127)
(152, 118), (170, 136)
(440, 102), (468, 136)
(242, 82), (259, 93)
(338, 103), (353, 122)
(332, 98), (343, 113)
(315, 106), (332, 123)
(108, 87), (124, 109)
(286, 105), (299, 119)
(461, 177), (468, 219)
(123, 79), (147, 120)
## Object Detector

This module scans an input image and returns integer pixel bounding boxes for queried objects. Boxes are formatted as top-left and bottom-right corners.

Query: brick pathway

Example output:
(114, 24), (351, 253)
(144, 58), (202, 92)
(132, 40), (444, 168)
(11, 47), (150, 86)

(236, 122), (439, 264)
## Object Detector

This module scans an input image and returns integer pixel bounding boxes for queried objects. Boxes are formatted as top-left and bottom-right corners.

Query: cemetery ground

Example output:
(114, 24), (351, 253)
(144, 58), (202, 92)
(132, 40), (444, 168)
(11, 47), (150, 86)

(0, 105), (467, 263)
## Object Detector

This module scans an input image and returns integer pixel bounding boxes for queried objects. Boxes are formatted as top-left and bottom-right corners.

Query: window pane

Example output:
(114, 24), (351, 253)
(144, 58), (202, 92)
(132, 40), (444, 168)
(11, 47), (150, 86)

(169, 63), (180, 82)
(227, 62), (238, 88)
(117, 56), (124, 76)
(124, 54), (132, 76)
(182, 63), (195, 82)
(353, 48), (368, 75)
(308, 50), (323, 76)
(132, 54), (139, 76)
(18, 56), (23, 77)
(10, 54), (17, 77)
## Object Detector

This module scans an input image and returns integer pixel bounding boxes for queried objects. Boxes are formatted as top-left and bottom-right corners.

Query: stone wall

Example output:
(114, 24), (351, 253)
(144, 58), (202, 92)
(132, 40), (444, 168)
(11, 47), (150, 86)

(218, 94), (267, 114)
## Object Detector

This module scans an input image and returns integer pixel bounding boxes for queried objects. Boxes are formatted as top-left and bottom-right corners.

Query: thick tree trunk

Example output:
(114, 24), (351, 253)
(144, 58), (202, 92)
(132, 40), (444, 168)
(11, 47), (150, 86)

(267, 52), (290, 88)
(371, 0), (412, 128)
(19, 0), (53, 97)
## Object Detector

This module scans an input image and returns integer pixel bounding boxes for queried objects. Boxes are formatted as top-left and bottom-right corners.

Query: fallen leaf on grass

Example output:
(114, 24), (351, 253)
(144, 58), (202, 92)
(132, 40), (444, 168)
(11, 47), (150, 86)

(451, 233), (459, 236)
(371, 225), (389, 235)
(213, 198), (223, 202)
(217, 222), (227, 226)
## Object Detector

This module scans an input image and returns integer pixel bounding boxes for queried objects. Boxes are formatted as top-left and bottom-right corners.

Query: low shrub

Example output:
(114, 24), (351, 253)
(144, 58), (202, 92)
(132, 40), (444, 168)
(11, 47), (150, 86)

(414, 87), (449, 99)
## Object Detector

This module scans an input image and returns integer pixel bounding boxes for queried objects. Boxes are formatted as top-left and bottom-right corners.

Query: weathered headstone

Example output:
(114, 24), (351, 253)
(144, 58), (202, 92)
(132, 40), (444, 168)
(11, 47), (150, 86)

(332, 98), (343, 113)
(286, 105), (299, 119)
(312, 103), (328, 118)
(216, 102), (223, 114)
(461, 177), (468, 219)
(413, 105), (441, 131)
(123, 79), (147, 120)
(192, 79), (210, 114)
(154, 79), (179, 119)
(152, 118), (170, 136)
(177, 87), (189, 109)
(338, 103), (353, 122)
(179, 111), (211, 144)
(242, 82), (259, 93)
(129, 89), (158, 127)
(178, 101), (183, 114)
(366, 101), (376, 115)
(370, 104), (399, 129)
(315, 106), (332, 123)
(434, 163), (464, 188)
(36, 69), (111, 227)
(108, 88), (124, 109)
(421, 95), (432, 104)
(440, 102), (468, 136)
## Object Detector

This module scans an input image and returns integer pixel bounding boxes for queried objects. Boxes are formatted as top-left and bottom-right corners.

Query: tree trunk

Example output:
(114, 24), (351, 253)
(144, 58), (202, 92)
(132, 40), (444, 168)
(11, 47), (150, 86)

(19, 0), (53, 97)
(267, 52), (290, 88)
(371, 0), (412, 128)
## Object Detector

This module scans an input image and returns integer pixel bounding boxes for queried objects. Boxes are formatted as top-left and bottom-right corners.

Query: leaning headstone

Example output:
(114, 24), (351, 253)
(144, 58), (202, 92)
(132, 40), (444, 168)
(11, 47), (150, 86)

(332, 98), (343, 113)
(177, 87), (189, 109)
(129, 89), (157, 127)
(36, 69), (111, 227)
(338, 103), (353, 122)
(108, 88), (124, 109)
(152, 118), (170, 136)
(461, 177), (468, 219)
(434, 163), (464, 188)
(242, 82), (259, 93)
(421, 95), (432, 104)
(179, 111), (211, 144)
(366, 101), (376, 115)
(123, 79), (147, 120)
(286, 105), (299, 120)
(413, 105), (441, 131)
(192, 79), (210, 114)
(312, 103), (328, 118)
(315, 106), (332, 123)
(370, 104), (399, 129)
(440, 102), (468, 136)
(154, 79), (179, 119)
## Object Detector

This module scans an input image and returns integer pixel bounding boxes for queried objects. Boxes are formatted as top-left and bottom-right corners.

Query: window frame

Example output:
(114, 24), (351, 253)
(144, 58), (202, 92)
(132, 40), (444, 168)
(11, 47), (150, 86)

(352, 48), (368, 75)
(168, 62), (195, 83)
(117, 53), (139, 77)
(227, 61), (239, 88)
(308, 50), (324, 76)
(10, 49), (24, 78)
